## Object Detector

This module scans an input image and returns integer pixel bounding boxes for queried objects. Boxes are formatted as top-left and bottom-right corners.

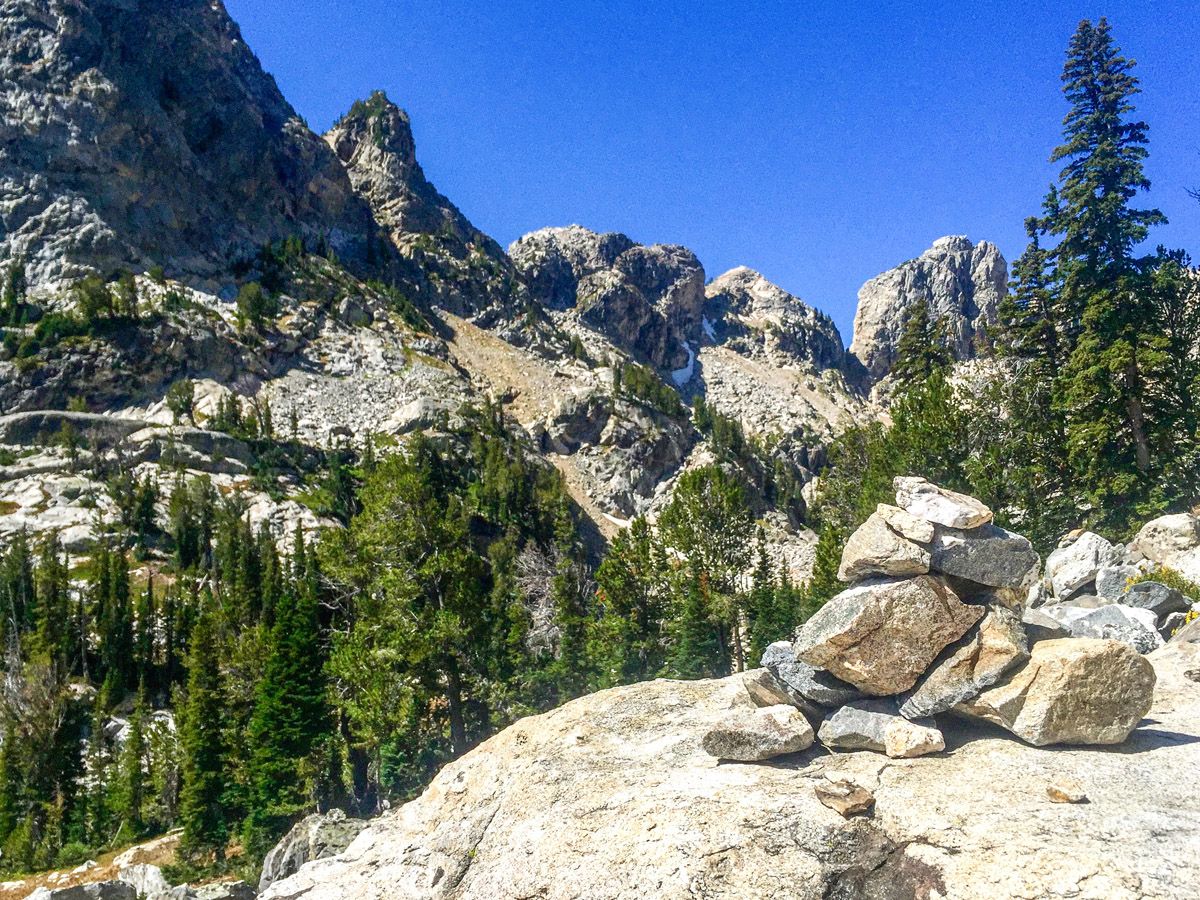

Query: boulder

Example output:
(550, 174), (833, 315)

(27, 884), (137, 900)
(260, 644), (1200, 900)
(1122, 581), (1191, 618)
(1067, 605), (1164, 655)
(759, 641), (861, 708)
(893, 476), (992, 529)
(259, 808), (368, 892)
(930, 523), (1040, 590)
(1095, 565), (1140, 601)
(190, 883), (257, 900)
(876, 502), (936, 543)
(899, 606), (1029, 719)
(837, 507), (931, 582)
(793, 576), (983, 695)
(118, 864), (183, 899)
(701, 704), (815, 761)
(1130, 513), (1200, 581)
(1159, 611), (1191, 641)
(817, 699), (945, 758)
(1021, 607), (1072, 644)
(956, 638), (1155, 746)
(1045, 532), (1120, 599)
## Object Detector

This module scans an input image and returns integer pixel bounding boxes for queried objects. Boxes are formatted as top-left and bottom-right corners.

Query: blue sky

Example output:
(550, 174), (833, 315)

(225, 1), (1200, 338)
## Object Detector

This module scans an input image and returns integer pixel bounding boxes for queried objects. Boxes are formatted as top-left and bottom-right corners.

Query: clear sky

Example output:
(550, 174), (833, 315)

(225, 0), (1200, 338)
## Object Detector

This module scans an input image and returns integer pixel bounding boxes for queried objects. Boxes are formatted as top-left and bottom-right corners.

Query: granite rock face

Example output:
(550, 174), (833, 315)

(261, 639), (1200, 899)
(850, 236), (1008, 380)
(509, 225), (703, 369)
(324, 92), (522, 320)
(259, 809), (369, 892)
(0, 0), (376, 288)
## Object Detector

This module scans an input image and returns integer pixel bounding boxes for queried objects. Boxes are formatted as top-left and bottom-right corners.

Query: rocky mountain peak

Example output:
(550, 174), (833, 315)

(850, 236), (1007, 381)
(324, 90), (520, 320)
(0, 0), (376, 288)
(704, 267), (848, 374)
(510, 225), (704, 369)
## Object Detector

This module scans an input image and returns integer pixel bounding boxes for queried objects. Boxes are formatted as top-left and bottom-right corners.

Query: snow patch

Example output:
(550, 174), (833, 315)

(702, 316), (717, 341)
(671, 343), (696, 387)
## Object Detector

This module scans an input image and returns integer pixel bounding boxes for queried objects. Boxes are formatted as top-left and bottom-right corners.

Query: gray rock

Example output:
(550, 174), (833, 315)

(259, 808), (368, 892)
(118, 864), (186, 900)
(27, 884), (136, 900)
(793, 576), (983, 696)
(1067, 605), (1164, 655)
(760, 641), (862, 708)
(1095, 565), (1140, 601)
(893, 476), (993, 529)
(956, 638), (1156, 746)
(849, 236), (1008, 381)
(190, 883), (256, 900)
(1122, 581), (1190, 618)
(1159, 612), (1189, 641)
(1045, 532), (1120, 599)
(1021, 607), (1072, 644)
(931, 523), (1040, 590)
(900, 606), (1029, 719)
(336, 296), (372, 328)
(817, 699), (944, 758)
(700, 704), (815, 761)
(837, 507), (931, 582)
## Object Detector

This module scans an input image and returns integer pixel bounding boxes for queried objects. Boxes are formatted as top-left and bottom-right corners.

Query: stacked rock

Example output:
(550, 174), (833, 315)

(703, 477), (1157, 762)
(1033, 520), (1200, 650)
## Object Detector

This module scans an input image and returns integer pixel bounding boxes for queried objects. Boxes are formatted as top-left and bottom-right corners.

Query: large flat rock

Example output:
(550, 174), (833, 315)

(262, 641), (1200, 900)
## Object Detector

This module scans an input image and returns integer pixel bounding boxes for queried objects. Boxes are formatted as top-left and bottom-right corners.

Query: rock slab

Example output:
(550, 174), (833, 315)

(793, 575), (983, 695)
(701, 705), (815, 761)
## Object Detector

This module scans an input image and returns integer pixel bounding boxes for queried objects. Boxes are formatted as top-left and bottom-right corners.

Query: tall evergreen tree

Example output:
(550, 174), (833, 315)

(178, 606), (229, 862)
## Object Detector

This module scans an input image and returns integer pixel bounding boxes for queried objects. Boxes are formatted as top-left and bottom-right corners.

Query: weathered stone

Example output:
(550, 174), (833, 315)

(1021, 607), (1072, 644)
(893, 476), (993, 529)
(760, 641), (862, 708)
(818, 699), (944, 758)
(261, 642), (1200, 900)
(27, 884), (137, 900)
(837, 508), (931, 582)
(259, 809), (368, 892)
(794, 576), (983, 695)
(1045, 532), (1120, 599)
(1067, 605), (1164, 655)
(117, 864), (183, 900)
(190, 883), (257, 900)
(1159, 611), (1191, 641)
(956, 638), (1155, 746)
(1130, 513), (1200, 582)
(813, 779), (875, 818)
(876, 502), (936, 543)
(1095, 565), (1140, 601)
(740, 667), (807, 713)
(1122, 581), (1191, 618)
(931, 523), (1040, 590)
(900, 606), (1029, 719)
(700, 704), (814, 761)
(1047, 777), (1088, 804)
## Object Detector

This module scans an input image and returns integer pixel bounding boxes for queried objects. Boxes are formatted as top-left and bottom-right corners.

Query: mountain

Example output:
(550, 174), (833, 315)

(0, 2), (1008, 579)
(0, 0), (376, 289)
(850, 236), (1008, 381)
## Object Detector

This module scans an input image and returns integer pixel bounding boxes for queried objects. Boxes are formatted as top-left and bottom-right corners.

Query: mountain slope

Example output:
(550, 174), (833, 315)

(0, 0), (376, 289)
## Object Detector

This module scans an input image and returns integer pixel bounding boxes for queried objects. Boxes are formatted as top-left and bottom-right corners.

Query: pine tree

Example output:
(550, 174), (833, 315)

(665, 563), (724, 679)
(178, 607), (229, 862)
(243, 563), (329, 859)
(1048, 18), (1168, 520)
(33, 534), (71, 671)
(890, 301), (950, 387)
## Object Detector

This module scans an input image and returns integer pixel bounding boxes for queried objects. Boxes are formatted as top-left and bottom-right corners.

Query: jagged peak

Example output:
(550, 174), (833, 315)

(327, 90), (417, 165)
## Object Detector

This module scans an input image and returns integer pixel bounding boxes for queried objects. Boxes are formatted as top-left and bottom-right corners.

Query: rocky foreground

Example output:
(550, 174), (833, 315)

(259, 627), (1199, 900)
(260, 481), (1200, 899)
